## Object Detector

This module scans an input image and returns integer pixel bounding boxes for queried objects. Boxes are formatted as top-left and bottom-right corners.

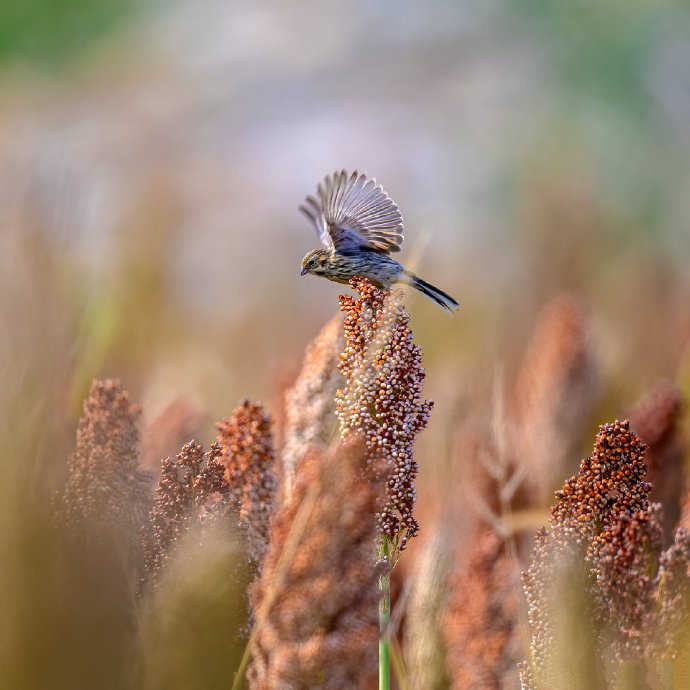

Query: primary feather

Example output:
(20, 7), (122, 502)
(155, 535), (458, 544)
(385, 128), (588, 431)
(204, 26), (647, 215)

(299, 170), (404, 255)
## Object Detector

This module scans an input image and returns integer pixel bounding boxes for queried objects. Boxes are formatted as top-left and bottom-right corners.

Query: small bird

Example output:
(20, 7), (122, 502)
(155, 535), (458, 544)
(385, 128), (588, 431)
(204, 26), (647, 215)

(299, 170), (459, 314)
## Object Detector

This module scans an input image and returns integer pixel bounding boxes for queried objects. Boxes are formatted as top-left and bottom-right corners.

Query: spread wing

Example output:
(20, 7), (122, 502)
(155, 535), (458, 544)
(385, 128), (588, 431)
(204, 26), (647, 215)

(299, 170), (404, 254)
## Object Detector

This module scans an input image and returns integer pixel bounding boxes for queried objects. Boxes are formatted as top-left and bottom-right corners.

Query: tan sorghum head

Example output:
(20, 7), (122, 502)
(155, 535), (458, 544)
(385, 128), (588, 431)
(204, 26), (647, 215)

(248, 440), (383, 690)
(282, 315), (344, 497)
(217, 399), (278, 567)
(336, 277), (432, 554)
(444, 528), (518, 690)
(60, 379), (151, 549)
(512, 294), (596, 502)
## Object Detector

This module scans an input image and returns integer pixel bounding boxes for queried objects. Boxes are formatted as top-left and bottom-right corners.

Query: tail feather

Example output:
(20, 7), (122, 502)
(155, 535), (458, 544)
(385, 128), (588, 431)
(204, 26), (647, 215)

(402, 272), (459, 314)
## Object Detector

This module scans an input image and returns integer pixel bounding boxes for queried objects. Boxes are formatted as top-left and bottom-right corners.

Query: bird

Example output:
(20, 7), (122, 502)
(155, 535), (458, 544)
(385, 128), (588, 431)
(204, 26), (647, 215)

(298, 170), (459, 314)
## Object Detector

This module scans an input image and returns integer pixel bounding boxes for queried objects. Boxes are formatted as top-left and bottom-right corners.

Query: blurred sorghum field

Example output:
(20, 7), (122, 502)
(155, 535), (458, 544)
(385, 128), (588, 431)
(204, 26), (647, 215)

(2, 1), (690, 687)
(2, 272), (690, 690)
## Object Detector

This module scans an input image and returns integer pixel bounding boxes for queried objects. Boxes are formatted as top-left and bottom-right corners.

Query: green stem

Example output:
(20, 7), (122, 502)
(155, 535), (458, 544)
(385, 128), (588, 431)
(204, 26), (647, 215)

(379, 536), (391, 690)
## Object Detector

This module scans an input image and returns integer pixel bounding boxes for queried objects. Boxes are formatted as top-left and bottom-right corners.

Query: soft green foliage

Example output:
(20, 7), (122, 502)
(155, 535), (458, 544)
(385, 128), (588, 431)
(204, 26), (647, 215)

(0, 0), (133, 66)
(510, 0), (675, 111)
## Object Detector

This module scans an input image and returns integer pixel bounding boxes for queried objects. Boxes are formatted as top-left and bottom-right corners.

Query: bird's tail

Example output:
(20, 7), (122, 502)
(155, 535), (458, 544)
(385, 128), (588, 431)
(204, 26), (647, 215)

(401, 271), (460, 314)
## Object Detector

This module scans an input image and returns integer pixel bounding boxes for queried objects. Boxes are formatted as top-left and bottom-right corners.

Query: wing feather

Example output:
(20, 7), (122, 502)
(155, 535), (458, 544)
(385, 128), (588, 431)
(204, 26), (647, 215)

(299, 170), (404, 254)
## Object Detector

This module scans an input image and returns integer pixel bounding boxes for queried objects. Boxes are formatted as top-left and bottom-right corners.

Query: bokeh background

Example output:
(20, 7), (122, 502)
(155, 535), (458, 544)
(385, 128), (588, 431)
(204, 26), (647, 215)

(1, 1), (690, 685)
(3, 0), (690, 415)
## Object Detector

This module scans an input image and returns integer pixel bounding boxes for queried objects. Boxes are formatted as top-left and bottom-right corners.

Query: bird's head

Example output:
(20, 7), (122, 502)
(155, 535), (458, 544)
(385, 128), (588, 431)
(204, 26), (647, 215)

(300, 249), (330, 277)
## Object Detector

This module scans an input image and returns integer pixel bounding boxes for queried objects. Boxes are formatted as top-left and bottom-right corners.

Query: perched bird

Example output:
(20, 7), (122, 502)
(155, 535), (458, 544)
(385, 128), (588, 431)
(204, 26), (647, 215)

(299, 170), (459, 314)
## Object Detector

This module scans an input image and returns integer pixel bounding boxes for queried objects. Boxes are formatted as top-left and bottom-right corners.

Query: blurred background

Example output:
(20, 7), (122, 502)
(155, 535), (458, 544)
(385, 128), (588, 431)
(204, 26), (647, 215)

(3, 0), (690, 419)
(2, 0), (690, 527)
(2, 1), (690, 687)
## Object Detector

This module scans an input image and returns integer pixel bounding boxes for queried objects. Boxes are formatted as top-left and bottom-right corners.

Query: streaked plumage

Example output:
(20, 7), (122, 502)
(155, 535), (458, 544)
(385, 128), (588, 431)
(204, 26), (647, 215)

(299, 170), (459, 314)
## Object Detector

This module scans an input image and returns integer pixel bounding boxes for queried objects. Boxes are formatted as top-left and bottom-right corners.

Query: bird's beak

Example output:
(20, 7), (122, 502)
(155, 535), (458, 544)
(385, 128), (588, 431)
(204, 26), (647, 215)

(300, 268), (308, 276)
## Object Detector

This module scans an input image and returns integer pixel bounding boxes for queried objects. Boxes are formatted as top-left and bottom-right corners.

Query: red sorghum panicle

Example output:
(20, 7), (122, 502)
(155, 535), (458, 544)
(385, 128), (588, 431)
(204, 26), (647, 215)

(520, 421), (650, 687)
(144, 440), (237, 580)
(60, 379), (151, 547)
(336, 277), (432, 553)
(589, 506), (690, 671)
(248, 441), (382, 690)
(217, 399), (277, 567)
(520, 420), (690, 687)
(590, 505), (664, 659)
(551, 420), (650, 547)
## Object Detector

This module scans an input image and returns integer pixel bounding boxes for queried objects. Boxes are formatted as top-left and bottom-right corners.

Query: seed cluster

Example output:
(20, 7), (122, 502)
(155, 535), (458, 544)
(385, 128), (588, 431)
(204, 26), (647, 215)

(144, 440), (237, 580)
(519, 525), (572, 690)
(590, 504), (690, 666)
(217, 399), (277, 567)
(282, 315), (344, 495)
(60, 379), (151, 551)
(520, 420), (690, 689)
(590, 505), (663, 657)
(657, 527), (690, 646)
(522, 421), (650, 687)
(336, 277), (432, 552)
(552, 420), (650, 546)
(248, 441), (382, 690)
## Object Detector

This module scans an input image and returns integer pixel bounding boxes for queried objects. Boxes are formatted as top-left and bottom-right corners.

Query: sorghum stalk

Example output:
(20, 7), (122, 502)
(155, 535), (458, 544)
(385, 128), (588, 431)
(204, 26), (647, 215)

(379, 536), (391, 690)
